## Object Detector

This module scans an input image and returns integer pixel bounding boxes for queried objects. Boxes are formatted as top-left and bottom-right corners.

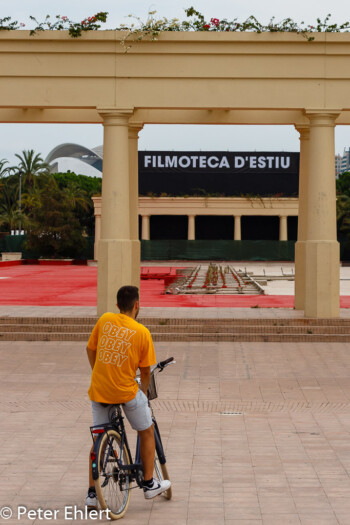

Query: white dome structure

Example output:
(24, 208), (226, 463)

(45, 143), (103, 177)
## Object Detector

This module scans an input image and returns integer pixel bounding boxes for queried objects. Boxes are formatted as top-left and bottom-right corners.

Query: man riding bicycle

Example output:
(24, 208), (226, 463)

(85, 285), (171, 509)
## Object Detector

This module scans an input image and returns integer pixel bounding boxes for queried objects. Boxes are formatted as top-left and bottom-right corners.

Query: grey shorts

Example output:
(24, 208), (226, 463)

(91, 389), (152, 432)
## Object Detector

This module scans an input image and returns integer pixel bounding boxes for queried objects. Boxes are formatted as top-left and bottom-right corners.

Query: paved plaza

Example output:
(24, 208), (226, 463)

(2, 338), (350, 524)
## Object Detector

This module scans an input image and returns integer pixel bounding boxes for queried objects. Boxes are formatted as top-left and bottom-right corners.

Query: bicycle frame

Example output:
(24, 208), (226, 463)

(135, 416), (166, 464)
(90, 409), (142, 487)
(90, 410), (167, 489)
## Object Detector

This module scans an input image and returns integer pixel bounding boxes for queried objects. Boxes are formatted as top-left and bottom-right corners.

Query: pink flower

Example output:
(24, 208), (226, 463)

(203, 24), (210, 29)
(20, 23), (25, 27)
(211, 18), (220, 26)
(61, 16), (68, 21)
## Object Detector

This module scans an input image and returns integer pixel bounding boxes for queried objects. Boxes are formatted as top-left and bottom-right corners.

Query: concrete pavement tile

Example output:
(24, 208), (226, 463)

(188, 505), (224, 520)
(258, 494), (296, 514)
(150, 519), (188, 525)
(225, 521), (262, 525)
(299, 515), (339, 525)
(292, 495), (334, 514)
(261, 515), (301, 525)
(225, 508), (263, 520)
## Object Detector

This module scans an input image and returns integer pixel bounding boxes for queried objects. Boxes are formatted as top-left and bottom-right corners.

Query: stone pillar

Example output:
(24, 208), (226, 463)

(129, 124), (143, 240)
(188, 215), (195, 240)
(279, 216), (288, 241)
(234, 215), (241, 240)
(304, 111), (340, 318)
(94, 215), (101, 260)
(129, 123), (143, 292)
(294, 126), (310, 310)
(97, 108), (139, 315)
(141, 215), (150, 240)
(92, 197), (101, 261)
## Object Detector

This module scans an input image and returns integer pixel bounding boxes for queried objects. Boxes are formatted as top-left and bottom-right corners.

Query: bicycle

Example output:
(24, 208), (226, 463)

(89, 357), (175, 520)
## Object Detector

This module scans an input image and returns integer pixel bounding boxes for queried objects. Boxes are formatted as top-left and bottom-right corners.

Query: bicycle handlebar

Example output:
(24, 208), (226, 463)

(157, 357), (175, 370)
(138, 357), (175, 380)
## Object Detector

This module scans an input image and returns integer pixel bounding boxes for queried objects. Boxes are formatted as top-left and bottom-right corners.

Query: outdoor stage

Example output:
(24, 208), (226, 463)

(1, 263), (350, 308)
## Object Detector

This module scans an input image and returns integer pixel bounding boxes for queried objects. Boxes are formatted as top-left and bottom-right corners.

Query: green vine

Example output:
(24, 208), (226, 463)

(117, 8), (350, 47)
(0, 16), (21, 31)
(0, 12), (108, 38)
(0, 8), (349, 44)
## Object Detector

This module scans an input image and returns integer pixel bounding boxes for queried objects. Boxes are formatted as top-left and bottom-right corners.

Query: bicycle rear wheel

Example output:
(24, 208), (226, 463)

(154, 453), (172, 500)
(94, 430), (131, 520)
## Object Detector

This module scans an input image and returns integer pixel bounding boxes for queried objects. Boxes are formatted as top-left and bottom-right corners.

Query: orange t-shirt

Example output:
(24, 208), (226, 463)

(87, 312), (156, 404)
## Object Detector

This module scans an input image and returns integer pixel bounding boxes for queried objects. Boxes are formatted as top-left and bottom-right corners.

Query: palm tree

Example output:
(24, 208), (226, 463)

(0, 158), (9, 178)
(0, 180), (26, 231)
(21, 186), (43, 214)
(0, 159), (10, 193)
(63, 181), (90, 211)
(13, 150), (50, 189)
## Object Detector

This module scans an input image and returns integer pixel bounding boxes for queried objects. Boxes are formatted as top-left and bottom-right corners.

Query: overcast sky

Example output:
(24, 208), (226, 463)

(1, 0), (350, 165)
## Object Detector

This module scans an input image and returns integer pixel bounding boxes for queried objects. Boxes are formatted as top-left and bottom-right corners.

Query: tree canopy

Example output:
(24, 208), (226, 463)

(0, 150), (99, 258)
(25, 177), (88, 258)
(336, 171), (350, 197)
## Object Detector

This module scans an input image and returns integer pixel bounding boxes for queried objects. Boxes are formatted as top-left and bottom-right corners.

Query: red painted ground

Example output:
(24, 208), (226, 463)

(1, 264), (350, 308)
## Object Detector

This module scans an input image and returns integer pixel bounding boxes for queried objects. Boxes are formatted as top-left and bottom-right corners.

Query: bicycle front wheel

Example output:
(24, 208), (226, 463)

(154, 453), (172, 500)
(94, 430), (131, 520)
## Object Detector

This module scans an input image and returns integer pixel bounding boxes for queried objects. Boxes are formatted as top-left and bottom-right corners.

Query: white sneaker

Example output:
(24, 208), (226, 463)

(86, 490), (98, 510)
(143, 478), (171, 499)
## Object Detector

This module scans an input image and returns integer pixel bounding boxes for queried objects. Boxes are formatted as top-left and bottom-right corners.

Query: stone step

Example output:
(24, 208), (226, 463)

(1, 331), (350, 342)
(3, 316), (350, 327)
(142, 318), (350, 327)
(151, 333), (350, 343)
(1, 323), (350, 335)
(0, 317), (98, 326)
(0, 324), (95, 333)
(2, 316), (350, 342)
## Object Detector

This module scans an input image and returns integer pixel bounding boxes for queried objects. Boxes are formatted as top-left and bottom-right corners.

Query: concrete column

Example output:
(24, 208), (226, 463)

(128, 123), (143, 293)
(141, 215), (150, 240)
(97, 108), (139, 315)
(92, 196), (101, 261)
(304, 110), (340, 318)
(188, 215), (195, 240)
(129, 124), (143, 240)
(94, 215), (101, 260)
(279, 216), (288, 241)
(234, 215), (241, 240)
(294, 126), (310, 310)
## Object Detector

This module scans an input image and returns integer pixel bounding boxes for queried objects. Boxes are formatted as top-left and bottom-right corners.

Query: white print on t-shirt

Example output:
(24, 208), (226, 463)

(98, 322), (136, 366)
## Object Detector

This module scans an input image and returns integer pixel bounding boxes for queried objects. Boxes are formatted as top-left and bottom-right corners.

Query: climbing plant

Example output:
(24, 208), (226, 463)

(0, 8), (349, 43)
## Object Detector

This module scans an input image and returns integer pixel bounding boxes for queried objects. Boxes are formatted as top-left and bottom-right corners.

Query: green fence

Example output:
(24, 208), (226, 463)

(0, 235), (35, 258)
(2, 237), (350, 262)
(141, 240), (296, 261)
(0, 235), (94, 260)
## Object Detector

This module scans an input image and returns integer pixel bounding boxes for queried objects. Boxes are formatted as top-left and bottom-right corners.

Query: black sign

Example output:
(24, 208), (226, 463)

(138, 151), (299, 197)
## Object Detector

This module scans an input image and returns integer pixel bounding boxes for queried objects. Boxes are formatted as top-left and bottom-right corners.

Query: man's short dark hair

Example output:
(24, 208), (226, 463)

(117, 286), (139, 312)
